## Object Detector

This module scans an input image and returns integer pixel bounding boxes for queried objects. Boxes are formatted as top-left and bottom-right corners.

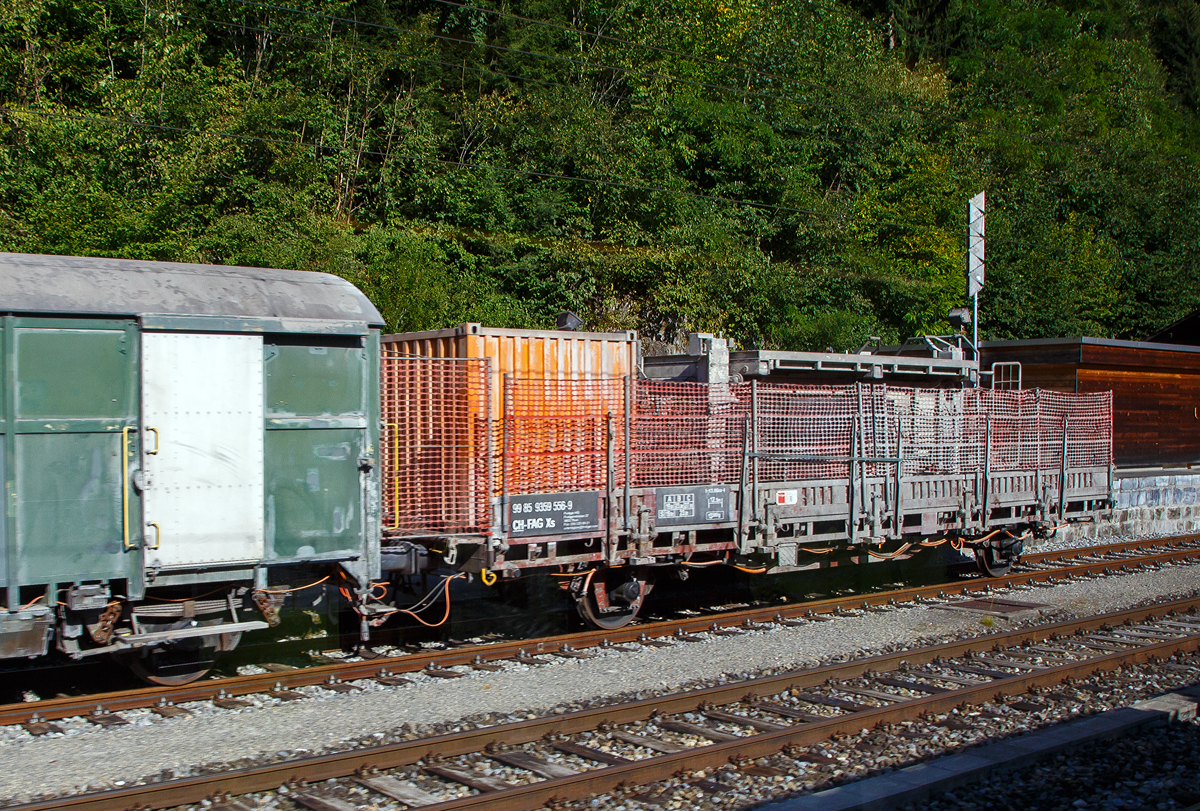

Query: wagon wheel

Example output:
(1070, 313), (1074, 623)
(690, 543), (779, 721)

(974, 545), (1016, 578)
(575, 572), (650, 631)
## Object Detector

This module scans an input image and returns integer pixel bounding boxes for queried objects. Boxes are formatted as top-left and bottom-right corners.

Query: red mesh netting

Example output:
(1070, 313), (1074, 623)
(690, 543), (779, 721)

(752, 384), (858, 481)
(632, 382), (747, 486)
(381, 363), (1114, 530)
(503, 377), (626, 496)
(1038, 390), (1114, 469)
(380, 354), (491, 535)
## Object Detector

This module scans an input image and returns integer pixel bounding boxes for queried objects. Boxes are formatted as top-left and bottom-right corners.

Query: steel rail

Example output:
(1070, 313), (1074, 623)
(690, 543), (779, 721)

(2, 534), (1197, 728)
(9, 595), (1200, 811)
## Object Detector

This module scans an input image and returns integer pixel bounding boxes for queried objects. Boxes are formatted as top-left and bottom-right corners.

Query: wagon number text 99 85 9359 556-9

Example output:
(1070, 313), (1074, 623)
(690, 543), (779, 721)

(507, 491), (601, 537)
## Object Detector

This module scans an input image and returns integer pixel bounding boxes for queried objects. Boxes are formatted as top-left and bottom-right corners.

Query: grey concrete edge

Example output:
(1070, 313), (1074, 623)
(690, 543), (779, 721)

(758, 685), (1200, 811)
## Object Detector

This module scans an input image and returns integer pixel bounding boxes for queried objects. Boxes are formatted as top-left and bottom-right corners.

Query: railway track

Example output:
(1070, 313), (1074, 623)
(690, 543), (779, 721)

(9, 582), (1200, 810)
(3, 534), (1198, 734)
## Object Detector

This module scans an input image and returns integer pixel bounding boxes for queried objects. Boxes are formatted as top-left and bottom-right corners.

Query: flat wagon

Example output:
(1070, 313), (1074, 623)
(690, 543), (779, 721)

(381, 325), (1114, 629)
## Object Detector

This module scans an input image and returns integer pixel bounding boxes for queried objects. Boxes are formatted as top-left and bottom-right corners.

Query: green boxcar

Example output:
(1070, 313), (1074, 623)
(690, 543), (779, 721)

(0, 253), (382, 682)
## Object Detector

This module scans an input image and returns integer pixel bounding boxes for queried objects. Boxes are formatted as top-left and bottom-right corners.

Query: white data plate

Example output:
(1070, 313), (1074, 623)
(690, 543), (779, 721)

(142, 332), (264, 569)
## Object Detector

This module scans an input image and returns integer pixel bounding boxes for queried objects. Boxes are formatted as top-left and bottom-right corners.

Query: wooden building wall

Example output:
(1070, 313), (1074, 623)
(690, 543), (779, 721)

(980, 338), (1200, 469)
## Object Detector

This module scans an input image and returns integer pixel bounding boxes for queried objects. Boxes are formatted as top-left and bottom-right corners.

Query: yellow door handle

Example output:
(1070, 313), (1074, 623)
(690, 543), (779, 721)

(145, 427), (160, 454)
(146, 522), (162, 550)
(122, 427), (133, 550)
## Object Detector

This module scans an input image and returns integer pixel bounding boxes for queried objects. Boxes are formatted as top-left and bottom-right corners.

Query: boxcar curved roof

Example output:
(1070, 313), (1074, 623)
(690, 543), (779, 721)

(0, 252), (384, 326)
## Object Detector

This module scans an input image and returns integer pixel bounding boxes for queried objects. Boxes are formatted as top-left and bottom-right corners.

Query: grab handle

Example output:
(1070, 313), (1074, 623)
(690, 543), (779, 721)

(145, 427), (160, 455)
(146, 522), (162, 550)
(121, 427), (134, 550)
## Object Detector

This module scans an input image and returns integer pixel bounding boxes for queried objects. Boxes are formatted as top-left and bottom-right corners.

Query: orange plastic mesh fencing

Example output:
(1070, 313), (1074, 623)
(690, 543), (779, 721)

(632, 382), (748, 486)
(633, 383), (1113, 485)
(503, 377), (626, 496)
(1038, 390), (1113, 469)
(754, 384), (857, 480)
(978, 389), (1040, 471)
(380, 354), (491, 536)
(380, 364), (1113, 532)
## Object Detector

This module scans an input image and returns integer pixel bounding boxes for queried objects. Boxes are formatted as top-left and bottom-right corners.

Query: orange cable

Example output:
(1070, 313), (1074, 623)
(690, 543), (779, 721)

(397, 573), (465, 628)
(258, 575), (331, 595)
(866, 542), (914, 560)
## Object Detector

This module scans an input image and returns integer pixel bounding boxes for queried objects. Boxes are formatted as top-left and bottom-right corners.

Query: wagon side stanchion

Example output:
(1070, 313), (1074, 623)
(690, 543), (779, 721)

(1059, 414), (1069, 522)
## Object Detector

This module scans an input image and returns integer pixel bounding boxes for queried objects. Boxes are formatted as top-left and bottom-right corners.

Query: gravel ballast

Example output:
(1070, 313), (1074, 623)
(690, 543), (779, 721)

(1, 560), (1199, 805)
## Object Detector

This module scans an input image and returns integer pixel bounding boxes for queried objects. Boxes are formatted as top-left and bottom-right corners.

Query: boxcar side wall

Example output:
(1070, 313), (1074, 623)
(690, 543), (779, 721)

(263, 333), (378, 570)
(382, 323), (639, 423)
(6, 316), (145, 595)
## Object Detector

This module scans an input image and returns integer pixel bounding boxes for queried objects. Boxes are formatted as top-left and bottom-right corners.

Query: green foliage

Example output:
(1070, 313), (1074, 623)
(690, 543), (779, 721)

(2, 0), (1200, 345)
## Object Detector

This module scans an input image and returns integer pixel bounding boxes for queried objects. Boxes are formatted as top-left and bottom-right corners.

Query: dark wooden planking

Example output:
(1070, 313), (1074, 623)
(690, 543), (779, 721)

(980, 340), (1084, 367)
(1078, 368), (1200, 467)
(1012, 363), (1080, 393)
(1081, 343), (1200, 372)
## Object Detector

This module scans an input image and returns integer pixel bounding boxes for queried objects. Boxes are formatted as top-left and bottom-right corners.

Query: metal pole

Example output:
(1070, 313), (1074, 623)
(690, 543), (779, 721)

(751, 379), (759, 522)
(973, 292), (979, 361)
(848, 417), (857, 544)
(624, 374), (632, 534)
(982, 418), (992, 530)
(738, 418), (750, 550)
(501, 373), (511, 534)
(486, 359), (499, 541)
(1059, 416), (1069, 520)
(893, 420), (903, 540)
(606, 412), (616, 550)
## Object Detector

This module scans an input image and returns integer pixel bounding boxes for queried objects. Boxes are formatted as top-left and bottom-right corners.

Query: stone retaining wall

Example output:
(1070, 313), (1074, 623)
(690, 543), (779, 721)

(1045, 472), (1200, 544)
